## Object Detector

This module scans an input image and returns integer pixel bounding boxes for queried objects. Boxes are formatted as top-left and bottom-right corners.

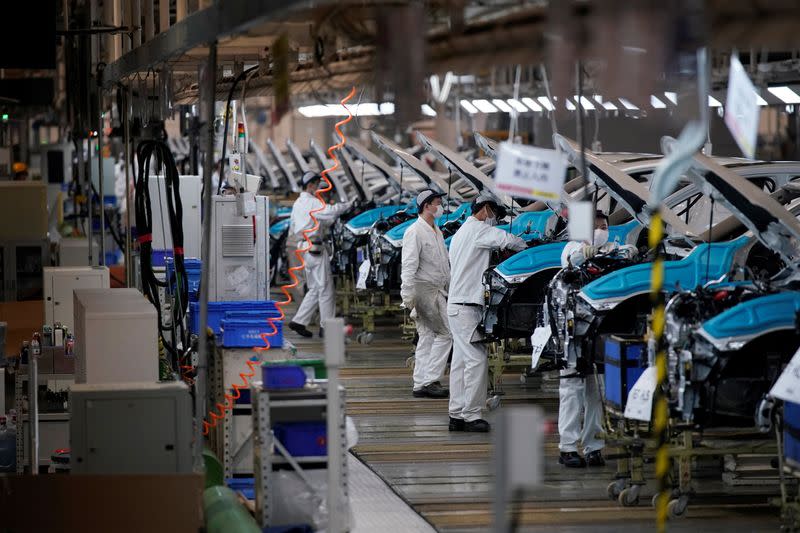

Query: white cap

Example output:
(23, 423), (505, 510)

(416, 189), (445, 208)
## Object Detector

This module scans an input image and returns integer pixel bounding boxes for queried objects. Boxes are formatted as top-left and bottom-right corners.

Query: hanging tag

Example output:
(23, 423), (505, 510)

(770, 346), (800, 403)
(567, 201), (594, 243)
(624, 366), (658, 422)
(495, 142), (568, 202)
(724, 54), (761, 159)
(530, 326), (552, 370)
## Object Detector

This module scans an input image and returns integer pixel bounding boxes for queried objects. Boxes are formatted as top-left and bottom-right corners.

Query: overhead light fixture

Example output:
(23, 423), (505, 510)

(565, 99), (576, 111)
(708, 95), (722, 108)
(460, 99), (478, 114)
(521, 97), (542, 112)
(618, 98), (639, 110)
(472, 99), (499, 113)
(492, 99), (512, 113)
(379, 102), (395, 115)
(664, 92), (677, 105)
(574, 95), (595, 110)
(768, 86), (800, 104)
(537, 96), (555, 111)
(421, 104), (437, 116)
(593, 95), (617, 110)
(429, 75), (440, 100)
(756, 93), (768, 106)
(507, 98), (529, 113)
(650, 95), (666, 109)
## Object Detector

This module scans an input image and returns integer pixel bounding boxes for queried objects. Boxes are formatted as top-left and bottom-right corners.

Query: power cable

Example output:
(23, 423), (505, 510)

(217, 66), (259, 195)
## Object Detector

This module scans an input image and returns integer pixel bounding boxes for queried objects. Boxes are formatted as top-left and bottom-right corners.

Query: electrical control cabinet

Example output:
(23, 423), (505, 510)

(148, 175), (202, 260)
(207, 195), (269, 301)
(44, 266), (109, 330)
(72, 288), (158, 384)
(70, 381), (192, 474)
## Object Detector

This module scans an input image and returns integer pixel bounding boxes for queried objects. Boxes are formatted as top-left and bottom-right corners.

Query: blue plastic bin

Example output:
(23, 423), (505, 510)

(166, 257), (202, 300)
(603, 334), (646, 411)
(262, 365), (307, 390)
(189, 300), (279, 335)
(273, 422), (327, 457)
(786, 401), (800, 469)
(225, 477), (255, 500)
(220, 319), (283, 348)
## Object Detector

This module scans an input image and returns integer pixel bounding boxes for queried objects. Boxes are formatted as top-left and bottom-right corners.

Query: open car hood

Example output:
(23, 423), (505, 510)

(267, 138), (300, 193)
(680, 148), (800, 265)
(335, 146), (373, 202)
(384, 203), (473, 244)
(474, 132), (499, 160)
(344, 139), (403, 195)
(371, 132), (467, 200)
(416, 132), (515, 209)
(555, 135), (695, 239)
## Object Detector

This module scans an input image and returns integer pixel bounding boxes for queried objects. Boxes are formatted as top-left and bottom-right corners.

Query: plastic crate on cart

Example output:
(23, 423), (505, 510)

(220, 319), (283, 348)
(603, 334), (647, 412)
(189, 300), (279, 335)
(272, 422), (327, 457)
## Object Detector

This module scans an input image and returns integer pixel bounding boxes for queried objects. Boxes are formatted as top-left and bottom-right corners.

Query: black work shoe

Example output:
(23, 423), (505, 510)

(464, 419), (491, 432)
(586, 450), (606, 467)
(318, 327), (324, 338)
(558, 451), (586, 468)
(448, 417), (465, 431)
(288, 321), (313, 338)
(423, 382), (449, 398)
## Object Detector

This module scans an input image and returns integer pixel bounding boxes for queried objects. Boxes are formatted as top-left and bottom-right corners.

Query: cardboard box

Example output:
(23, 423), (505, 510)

(0, 182), (48, 241)
(0, 474), (204, 533)
(0, 300), (44, 356)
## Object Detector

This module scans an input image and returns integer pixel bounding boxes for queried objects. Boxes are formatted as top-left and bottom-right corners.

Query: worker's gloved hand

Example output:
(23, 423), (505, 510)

(401, 298), (415, 311)
(581, 244), (597, 259)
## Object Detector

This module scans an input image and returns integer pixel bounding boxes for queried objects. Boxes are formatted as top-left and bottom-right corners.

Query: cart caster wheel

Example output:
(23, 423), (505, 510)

(362, 332), (374, 344)
(607, 481), (624, 500)
(487, 396), (501, 411)
(618, 486), (640, 507)
(667, 497), (688, 519)
(519, 373), (527, 384)
(405, 356), (415, 368)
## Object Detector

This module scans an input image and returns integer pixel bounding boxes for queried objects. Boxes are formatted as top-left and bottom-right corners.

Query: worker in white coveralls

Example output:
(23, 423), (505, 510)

(557, 210), (614, 468)
(401, 189), (452, 399)
(288, 171), (352, 339)
(447, 191), (527, 432)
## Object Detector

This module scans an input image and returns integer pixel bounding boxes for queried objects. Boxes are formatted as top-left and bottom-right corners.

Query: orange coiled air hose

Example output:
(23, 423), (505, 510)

(202, 87), (357, 436)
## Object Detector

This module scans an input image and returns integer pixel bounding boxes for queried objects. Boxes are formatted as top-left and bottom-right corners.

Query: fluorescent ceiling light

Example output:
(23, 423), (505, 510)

(574, 95), (595, 110)
(492, 99), (512, 112)
(768, 86), (800, 104)
(356, 103), (381, 116)
(460, 99), (478, 114)
(429, 75), (440, 100)
(756, 93), (768, 106)
(618, 98), (639, 110)
(594, 95), (617, 110)
(650, 95), (666, 109)
(421, 104), (437, 116)
(507, 98), (529, 113)
(521, 97), (542, 112)
(708, 95), (722, 108)
(472, 99), (499, 113)
(565, 99), (576, 111)
(537, 96), (555, 111)
(379, 102), (395, 115)
(664, 92), (677, 105)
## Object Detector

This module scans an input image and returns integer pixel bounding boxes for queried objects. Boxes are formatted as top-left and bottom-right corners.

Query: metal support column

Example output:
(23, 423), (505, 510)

(324, 317), (346, 533)
(85, 137), (94, 266)
(97, 103), (107, 266)
(195, 42), (217, 470)
(123, 88), (133, 286)
(28, 355), (39, 475)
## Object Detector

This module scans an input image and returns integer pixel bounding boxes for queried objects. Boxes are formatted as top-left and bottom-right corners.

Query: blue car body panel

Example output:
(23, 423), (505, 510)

(346, 203), (416, 232)
(701, 291), (800, 341)
(496, 211), (554, 241)
(270, 217), (291, 237)
(580, 236), (750, 304)
(493, 220), (642, 278)
(385, 203), (472, 242)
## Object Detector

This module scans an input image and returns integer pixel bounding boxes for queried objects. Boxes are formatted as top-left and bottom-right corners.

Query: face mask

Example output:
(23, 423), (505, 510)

(433, 205), (444, 218)
(594, 228), (609, 246)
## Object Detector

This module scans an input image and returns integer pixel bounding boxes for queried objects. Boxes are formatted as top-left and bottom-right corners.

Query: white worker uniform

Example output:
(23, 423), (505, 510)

(289, 191), (350, 327)
(557, 239), (615, 455)
(401, 217), (452, 391)
(447, 217), (527, 422)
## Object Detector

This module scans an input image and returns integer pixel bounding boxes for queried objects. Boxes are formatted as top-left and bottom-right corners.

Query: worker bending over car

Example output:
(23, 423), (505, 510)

(447, 191), (527, 432)
(401, 189), (453, 399)
(288, 171), (352, 338)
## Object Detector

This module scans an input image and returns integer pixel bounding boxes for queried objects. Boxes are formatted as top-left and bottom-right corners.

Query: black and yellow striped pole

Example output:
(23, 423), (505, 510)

(648, 209), (669, 533)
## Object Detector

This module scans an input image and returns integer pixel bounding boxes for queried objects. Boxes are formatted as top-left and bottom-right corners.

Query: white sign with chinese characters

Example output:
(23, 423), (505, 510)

(724, 55), (761, 159)
(770, 346), (800, 403)
(495, 142), (568, 202)
(624, 366), (658, 422)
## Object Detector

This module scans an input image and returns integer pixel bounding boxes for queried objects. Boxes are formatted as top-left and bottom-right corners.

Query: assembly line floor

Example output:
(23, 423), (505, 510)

(284, 313), (783, 532)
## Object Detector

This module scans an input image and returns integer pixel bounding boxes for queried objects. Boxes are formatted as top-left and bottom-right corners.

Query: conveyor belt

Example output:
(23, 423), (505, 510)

(284, 316), (783, 532)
